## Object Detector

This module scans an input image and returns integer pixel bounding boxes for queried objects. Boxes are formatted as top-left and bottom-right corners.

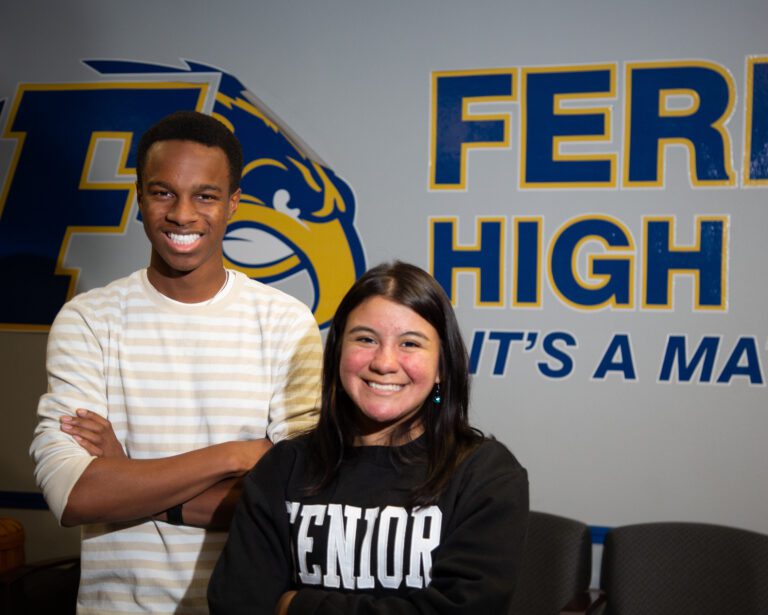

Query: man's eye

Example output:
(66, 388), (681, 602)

(197, 193), (218, 202)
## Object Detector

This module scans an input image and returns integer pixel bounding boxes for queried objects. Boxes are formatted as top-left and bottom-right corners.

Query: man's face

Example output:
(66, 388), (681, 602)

(137, 140), (240, 282)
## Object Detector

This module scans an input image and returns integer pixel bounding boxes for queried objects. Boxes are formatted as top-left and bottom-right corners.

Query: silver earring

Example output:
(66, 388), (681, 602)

(433, 383), (441, 405)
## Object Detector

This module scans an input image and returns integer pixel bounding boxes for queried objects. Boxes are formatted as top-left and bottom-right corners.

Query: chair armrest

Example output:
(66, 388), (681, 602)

(0, 556), (80, 585)
(560, 589), (607, 614)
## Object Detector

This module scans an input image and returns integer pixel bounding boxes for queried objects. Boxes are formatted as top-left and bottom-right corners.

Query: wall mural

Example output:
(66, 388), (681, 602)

(0, 60), (366, 330)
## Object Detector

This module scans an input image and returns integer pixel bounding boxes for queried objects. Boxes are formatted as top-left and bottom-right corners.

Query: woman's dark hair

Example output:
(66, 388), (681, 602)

(136, 110), (243, 195)
(305, 260), (483, 507)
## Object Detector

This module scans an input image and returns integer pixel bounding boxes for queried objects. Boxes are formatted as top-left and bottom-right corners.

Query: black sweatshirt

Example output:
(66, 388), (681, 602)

(208, 435), (529, 614)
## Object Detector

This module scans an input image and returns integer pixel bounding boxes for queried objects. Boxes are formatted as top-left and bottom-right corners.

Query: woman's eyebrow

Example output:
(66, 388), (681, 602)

(347, 325), (430, 340)
(347, 325), (376, 335)
(399, 330), (430, 340)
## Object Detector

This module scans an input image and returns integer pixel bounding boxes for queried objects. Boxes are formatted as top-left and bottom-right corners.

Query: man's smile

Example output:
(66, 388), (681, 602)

(166, 232), (202, 247)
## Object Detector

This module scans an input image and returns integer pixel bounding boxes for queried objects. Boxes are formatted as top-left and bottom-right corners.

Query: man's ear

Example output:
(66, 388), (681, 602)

(228, 188), (241, 220)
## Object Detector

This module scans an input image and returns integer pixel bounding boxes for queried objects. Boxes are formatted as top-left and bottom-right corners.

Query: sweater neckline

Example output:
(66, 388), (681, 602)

(345, 433), (428, 466)
(139, 268), (244, 313)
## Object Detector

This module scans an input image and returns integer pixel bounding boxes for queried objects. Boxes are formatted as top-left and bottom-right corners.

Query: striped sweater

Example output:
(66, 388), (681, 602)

(30, 269), (322, 614)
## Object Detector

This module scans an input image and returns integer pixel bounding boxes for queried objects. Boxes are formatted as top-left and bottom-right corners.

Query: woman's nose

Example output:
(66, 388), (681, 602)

(369, 345), (398, 373)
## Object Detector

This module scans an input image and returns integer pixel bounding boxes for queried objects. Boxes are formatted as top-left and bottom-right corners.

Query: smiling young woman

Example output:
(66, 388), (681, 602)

(339, 295), (441, 446)
(208, 261), (530, 614)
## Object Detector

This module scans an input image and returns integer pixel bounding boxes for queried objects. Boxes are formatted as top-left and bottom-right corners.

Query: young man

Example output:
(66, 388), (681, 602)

(30, 111), (321, 613)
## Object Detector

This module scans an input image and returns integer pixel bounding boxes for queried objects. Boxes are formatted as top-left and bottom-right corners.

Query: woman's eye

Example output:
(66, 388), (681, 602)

(401, 340), (421, 349)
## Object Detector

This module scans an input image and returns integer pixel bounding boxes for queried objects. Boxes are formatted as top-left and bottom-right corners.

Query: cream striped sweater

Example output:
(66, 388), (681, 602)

(30, 269), (322, 614)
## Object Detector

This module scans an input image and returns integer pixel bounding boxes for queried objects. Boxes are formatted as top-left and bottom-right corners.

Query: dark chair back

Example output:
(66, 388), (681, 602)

(511, 511), (592, 615)
(0, 556), (79, 615)
(600, 522), (768, 615)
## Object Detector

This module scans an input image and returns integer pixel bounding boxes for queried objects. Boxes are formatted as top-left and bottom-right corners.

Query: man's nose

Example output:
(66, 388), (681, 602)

(166, 195), (198, 224)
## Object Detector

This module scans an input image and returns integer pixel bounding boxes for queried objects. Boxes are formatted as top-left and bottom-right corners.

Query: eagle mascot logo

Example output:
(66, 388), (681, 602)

(0, 60), (365, 329)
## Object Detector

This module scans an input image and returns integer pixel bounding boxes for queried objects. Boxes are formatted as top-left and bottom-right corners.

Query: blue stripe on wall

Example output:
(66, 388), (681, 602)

(590, 525), (610, 545)
(0, 491), (615, 543)
(0, 491), (49, 510)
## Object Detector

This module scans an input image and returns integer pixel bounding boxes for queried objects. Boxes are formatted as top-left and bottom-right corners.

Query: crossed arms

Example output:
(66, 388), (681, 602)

(30, 294), (321, 530)
(59, 409), (271, 528)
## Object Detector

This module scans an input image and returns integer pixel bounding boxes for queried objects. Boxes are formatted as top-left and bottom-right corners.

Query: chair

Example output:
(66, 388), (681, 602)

(510, 511), (599, 615)
(599, 521), (768, 615)
(0, 516), (79, 615)
(0, 555), (80, 615)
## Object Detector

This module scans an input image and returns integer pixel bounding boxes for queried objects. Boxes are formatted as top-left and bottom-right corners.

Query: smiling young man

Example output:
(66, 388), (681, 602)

(30, 111), (321, 614)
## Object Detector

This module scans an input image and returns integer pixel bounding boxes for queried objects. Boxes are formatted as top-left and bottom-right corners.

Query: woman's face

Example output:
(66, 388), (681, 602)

(340, 295), (441, 446)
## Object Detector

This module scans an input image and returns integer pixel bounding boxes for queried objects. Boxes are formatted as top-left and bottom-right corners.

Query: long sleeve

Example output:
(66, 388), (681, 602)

(208, 443), (298, 614)
(287, 441), (529, 615)
(30, 301), (103, 522)
(265, 302), (322, 442)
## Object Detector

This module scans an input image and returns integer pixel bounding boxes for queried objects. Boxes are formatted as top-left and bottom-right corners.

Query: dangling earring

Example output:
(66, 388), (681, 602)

(432, 383), (442, 405)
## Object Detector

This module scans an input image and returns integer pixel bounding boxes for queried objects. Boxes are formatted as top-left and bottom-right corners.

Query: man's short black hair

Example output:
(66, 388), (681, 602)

(136, 110), (243, 194)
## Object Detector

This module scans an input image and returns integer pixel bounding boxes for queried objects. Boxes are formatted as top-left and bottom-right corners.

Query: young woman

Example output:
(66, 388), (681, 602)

(208, 261), (529, 614)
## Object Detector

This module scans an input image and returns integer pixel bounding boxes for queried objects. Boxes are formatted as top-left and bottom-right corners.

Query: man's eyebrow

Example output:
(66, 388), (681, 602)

(193, 183), (224, 193)
(144, 181), (224, 193)
(145, 180), (172, 190)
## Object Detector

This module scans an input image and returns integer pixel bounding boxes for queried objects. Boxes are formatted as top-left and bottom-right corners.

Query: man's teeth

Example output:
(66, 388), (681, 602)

(368, 382), (403, 392)
(168, 233), (201, 245)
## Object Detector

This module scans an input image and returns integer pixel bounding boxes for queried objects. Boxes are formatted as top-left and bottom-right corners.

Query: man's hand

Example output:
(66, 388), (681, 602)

(226, 439), (274, 475)
(61, 409), (126, 458)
